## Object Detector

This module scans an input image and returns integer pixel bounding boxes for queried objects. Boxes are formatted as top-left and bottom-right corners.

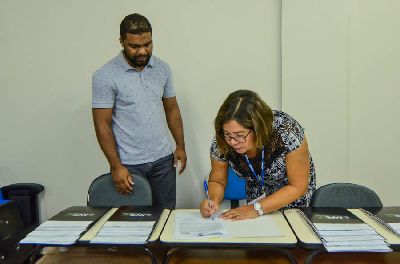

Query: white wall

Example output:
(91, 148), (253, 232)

(282, 0), (400, 205)
(347, 0), (400, 204)
(0, 0), (281, 219)
(2, 0), (399, 220)
(282, 0), (350, 184)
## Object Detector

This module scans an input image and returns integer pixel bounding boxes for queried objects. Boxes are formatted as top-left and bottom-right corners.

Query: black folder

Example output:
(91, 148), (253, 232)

(108, 206), (163, 222)
(50, 206), (110, 222)
(89, 206), (164, 245)
(300, 207), (364, 226)
(299, 207), (391, 252)
(19, 206), (110, 246)
(363, 207), (400, 236)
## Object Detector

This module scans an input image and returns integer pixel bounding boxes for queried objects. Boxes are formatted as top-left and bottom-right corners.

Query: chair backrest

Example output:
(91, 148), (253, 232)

(311, 183), (383, 208)
(224, 167), (246, 208)
(87, 173), (152, 207)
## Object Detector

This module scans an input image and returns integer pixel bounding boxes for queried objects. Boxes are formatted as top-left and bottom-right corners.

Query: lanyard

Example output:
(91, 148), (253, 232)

(244, 147), (265, 192)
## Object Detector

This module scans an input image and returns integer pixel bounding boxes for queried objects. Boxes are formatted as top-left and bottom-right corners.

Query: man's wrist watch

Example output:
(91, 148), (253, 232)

(253, 202), (264, 216)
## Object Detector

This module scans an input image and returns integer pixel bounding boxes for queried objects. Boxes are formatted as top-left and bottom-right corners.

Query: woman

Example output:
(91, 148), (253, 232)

(200, 90), (316, 220)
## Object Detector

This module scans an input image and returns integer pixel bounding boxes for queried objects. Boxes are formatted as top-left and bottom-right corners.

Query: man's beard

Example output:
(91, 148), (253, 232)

(123, 50), (151, 68)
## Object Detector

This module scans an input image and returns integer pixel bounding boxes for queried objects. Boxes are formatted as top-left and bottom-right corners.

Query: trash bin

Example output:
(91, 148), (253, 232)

(0, 183), (44, 264)
(1, 183), (44, 228)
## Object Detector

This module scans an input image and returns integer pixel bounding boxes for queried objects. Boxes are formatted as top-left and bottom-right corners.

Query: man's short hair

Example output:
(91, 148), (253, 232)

(120, 13), (152, 40)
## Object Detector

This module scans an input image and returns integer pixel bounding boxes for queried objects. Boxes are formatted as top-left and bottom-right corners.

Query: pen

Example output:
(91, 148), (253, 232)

(203, 180), (214, 218)
(198, 231), (221, 236)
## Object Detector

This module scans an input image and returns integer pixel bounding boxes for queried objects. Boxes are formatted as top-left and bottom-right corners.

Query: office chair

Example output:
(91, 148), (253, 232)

(87, 174), (158, 263)
(87, 173), (152, 207)
(224, 167), (247, 208)
(311, 183), (383, 208)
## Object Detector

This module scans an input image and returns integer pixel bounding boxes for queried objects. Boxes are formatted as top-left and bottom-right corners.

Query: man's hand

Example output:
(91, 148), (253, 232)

(174, 146), (187, 174)
(111, 165), (133, 194)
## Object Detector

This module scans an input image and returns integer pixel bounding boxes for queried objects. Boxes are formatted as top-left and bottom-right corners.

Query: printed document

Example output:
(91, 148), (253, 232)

(174, 211), (284, 240)
(174, 211), (226, 239)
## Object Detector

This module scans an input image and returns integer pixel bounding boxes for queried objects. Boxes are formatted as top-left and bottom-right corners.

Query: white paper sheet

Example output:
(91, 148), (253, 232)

(173, 211), (283, 240)
(225, 215), (284, 238)
(174, 211), (227, 239)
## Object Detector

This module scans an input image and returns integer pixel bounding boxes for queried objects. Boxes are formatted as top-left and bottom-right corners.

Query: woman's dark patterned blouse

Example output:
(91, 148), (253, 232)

(210, 110), (316, 208)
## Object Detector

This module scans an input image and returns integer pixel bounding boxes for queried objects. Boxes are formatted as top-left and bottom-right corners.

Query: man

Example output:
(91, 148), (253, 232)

(92, 13), (186, 209)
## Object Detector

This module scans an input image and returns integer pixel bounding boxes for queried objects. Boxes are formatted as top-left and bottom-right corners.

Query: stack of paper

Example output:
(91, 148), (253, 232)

(300, 207), (392, 252)
(90, 221), (155, 244)
(90, 206), (161, 245)
(363, 207), (400, 236)
(20, 206), (109, 245)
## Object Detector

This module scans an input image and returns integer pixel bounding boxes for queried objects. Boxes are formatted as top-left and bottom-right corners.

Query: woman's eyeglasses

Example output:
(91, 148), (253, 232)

(223, 129), (253, 143)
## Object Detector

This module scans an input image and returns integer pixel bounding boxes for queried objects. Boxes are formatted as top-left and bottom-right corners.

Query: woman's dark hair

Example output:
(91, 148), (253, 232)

(215, 90), (274, 154)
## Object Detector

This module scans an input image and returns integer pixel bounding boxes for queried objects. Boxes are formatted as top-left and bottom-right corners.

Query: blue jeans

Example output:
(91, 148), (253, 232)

(125, 154), (176, 209)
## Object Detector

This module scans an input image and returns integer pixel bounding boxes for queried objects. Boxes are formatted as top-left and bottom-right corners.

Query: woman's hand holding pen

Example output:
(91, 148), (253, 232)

(201, 180), (220, 218)
(200, 199), (219, 218)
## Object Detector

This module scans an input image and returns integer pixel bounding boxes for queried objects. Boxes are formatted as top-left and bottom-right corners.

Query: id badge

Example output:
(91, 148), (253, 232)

(248, 193), (266, 205)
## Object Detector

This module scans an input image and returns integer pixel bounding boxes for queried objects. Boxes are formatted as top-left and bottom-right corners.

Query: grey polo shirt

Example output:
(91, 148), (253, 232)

(92, 52), (175, 165)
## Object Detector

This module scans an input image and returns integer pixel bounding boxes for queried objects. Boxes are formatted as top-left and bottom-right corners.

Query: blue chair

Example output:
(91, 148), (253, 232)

(224, 167), (246, 208)
(0, 191), (6, 206)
